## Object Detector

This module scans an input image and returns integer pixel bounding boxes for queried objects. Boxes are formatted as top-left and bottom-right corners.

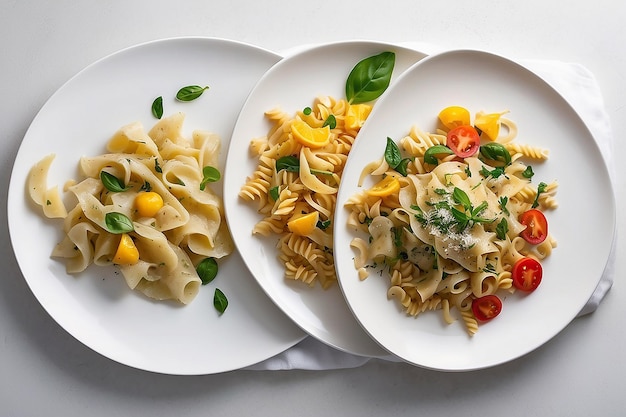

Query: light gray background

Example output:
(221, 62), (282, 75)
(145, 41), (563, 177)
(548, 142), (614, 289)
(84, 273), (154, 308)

(1, 1), (624, 416)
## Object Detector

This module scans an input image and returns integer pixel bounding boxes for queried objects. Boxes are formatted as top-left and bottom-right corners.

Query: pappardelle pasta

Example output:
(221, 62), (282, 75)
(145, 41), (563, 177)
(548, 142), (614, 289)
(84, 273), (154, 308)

(345, 107), (557, 335)
(239, 96), (372, 289)
(28, 112), (233, 304)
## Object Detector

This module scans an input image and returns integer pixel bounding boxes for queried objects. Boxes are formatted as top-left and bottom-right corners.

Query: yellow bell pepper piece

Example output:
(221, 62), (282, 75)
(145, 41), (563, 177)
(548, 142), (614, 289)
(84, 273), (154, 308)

(113, 234), (139, 265)
(135, 191), (164, 217)
(366, 176), (401, 197)
(474, 111), (509, 141)
(291, 120), (331, 148)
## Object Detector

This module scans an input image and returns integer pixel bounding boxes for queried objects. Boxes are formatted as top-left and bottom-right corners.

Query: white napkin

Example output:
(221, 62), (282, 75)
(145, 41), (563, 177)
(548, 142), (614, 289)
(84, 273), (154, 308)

(245, 54), (616, 371)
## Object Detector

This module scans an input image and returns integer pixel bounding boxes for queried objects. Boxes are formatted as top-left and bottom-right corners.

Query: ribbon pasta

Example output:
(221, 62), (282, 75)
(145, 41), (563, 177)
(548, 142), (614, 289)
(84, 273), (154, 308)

(28, 113), (233, 304)
(345, 113), (558, 335)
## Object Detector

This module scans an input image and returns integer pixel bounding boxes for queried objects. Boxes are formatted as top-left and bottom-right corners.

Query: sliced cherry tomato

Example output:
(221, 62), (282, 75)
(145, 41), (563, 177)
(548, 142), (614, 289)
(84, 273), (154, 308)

(446, 125), (480, 158)
(471, 295), (502, 322)
(519, 209), (548, 244)
(512, 257), (543, 292)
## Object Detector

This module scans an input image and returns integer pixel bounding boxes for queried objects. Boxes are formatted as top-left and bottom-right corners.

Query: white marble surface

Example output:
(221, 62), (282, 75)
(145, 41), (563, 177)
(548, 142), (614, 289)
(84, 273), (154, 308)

(1, 1), (624, 415)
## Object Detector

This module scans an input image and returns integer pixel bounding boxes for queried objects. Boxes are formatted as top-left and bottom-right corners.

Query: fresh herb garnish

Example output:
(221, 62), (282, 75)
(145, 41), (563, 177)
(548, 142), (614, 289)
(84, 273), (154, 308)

(479, 142), (511, 165)
(323, 114), (337, 129)
(151, 96), (164, 119)
(346, 51), (395, 104)
(213, 288), (228, 314)
(139, 181), (152, 192)
(499, 196), (510, 216)
(275, 155), (333, 176)
(269, 186), (280, 201)
(303, 107), (312, 115)
(100, 171), (130, 192)
(196, 257), (218, 285)
(522, 165), (535, 179)
(424, 145), (454, 166)
(104, 212), (134, 234)
(384, 137), (412, 176)
(200, 166), (220, 191)
(532, 182), (548, 208)
(496, 218), (509, 240)
(317, 219), (331, 230)
(176, 85), (209, 102)
(154, 158), (162, 173)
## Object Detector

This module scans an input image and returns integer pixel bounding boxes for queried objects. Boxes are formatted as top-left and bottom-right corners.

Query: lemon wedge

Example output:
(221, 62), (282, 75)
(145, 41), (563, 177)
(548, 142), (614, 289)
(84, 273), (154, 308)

(475, 111), (508, 141)
(287, 211), (320, 236)
(291, 120), (331, 148)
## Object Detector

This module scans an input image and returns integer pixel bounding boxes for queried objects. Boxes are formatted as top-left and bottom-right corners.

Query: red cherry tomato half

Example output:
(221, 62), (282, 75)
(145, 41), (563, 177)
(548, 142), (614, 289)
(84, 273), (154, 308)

(512, 257), (543, 292)
(446, 125), (481, 158)
(519, 209), (548, 244)
(471, 295), (503, 322)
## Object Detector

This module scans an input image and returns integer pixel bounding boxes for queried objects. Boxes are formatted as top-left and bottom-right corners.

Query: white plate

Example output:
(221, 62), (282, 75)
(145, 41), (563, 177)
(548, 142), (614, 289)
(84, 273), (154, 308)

(224, 41), (427, 356)
(334, 49), (616, 370)
(7, 37), (306, 375)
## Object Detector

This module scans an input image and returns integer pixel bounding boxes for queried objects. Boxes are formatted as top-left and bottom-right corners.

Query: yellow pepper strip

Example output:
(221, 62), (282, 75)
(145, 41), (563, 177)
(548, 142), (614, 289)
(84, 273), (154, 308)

(366, 176), (400, 197)
(287, 211), (320, 236)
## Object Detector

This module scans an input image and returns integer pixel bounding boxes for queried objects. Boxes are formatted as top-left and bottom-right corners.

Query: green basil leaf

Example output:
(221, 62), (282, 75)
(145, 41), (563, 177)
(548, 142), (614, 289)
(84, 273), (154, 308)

(151, 96), (163, 119)
(480, 142), (511, 165)
(496, 218), (509, 240)
(303, 106), (312, 115)
(452, 187), (472, 211)
(213, 288), (228, 314)
(317, 219), (331, 230)
(100, 171), (130, 192)
(176, 85), (209, 102)
(522, 165), (535, 179)
(346, 51), (395, 104)
(200, 166), (221, 191)
(424, 145), (453, 165)
(105, 212), (134, 234)
(269, 186), (280, 201)
(275, 156), (300, 173)
(322, 114), (337, 129)
(396, 158), (411, 177)
(196, 257), (218, 285)
(384, 137), (402, 168)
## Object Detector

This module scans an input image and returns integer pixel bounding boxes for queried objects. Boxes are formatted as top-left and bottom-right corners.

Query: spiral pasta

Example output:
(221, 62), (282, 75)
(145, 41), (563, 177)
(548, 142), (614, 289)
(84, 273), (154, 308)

(240, 96), (372, 289)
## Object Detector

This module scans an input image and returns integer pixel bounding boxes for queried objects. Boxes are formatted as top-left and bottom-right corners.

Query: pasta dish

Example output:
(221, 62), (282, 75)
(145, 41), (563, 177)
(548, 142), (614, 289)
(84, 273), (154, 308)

(345, 106), (557, 334)
(27, 113), (233, 304)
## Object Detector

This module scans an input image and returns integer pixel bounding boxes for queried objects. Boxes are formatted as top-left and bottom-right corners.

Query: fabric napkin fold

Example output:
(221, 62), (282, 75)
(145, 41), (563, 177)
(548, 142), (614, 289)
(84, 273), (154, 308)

(245, 48), (617, 371)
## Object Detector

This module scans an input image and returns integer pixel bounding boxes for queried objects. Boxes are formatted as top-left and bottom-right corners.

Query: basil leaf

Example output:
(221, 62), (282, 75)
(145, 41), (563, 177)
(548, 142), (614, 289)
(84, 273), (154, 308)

(303, 107), (312, 115)
(496, 218), (509, 240)
(100, 171), (130, 192)
(151, 96), (163, 119)
(269, 186), (280, 201)
(200, 166), (221, 191)
(424, 145), (453, 165)
(105, 212), (134, 234)
(176, 85), (209, 102)
(213, 288), (228, 314)
(346, 51), (395, 104)
(452, 187), (472, 211)
(480, 143), (511, 165)
(323, 114), (337, 129)
(317, 219), (331, 230)
(522, 165), (535, 179)
(276, 156), (300, 172)
(396, 158), (411, 177)
(384, 137), (402, 168)
(196, 257), (218, 285)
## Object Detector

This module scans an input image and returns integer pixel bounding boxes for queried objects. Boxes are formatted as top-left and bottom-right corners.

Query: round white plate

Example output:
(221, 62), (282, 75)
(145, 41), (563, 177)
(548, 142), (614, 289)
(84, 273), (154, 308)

(334, 49), (616, 370)
(224, 40), (427, 356)
(7, 37), (306, 375)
